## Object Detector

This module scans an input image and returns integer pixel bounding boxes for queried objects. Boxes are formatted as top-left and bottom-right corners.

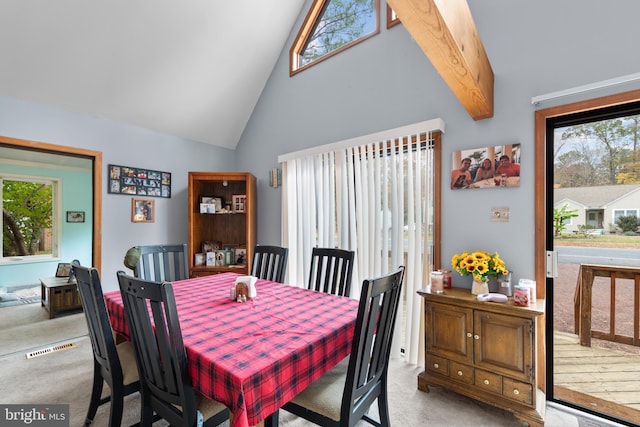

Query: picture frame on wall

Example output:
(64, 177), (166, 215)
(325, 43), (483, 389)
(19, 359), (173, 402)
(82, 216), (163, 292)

(451, 143), (521, 190)
(131, 198), (154, 223)
(109, 164), (171, 198)
(66, 211), (85, 223)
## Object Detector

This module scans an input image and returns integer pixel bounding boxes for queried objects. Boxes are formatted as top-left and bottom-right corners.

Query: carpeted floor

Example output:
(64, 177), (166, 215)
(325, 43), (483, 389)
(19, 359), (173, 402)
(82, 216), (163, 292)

(0, 303), (624, 426)
(0, 302), (87, 357)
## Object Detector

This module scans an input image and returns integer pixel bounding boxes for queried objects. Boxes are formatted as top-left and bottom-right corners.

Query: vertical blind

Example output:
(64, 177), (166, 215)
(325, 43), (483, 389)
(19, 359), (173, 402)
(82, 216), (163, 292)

(280, 120), (443, 365)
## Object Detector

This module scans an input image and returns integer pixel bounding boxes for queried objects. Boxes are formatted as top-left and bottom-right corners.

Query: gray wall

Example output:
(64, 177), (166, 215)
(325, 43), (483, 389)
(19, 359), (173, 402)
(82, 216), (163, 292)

(235, 0), (640, 286)
(0, 97), (235, 292)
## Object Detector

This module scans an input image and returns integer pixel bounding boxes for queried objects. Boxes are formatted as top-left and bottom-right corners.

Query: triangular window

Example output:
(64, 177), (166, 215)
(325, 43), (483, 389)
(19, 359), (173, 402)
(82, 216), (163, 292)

(290, 0), (379, 75)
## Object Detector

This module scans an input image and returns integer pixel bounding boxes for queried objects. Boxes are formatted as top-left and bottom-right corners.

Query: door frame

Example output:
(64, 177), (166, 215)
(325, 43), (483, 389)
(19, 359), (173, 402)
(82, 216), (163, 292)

(0, 135), (102, 272)
(534, 88), (640, 405)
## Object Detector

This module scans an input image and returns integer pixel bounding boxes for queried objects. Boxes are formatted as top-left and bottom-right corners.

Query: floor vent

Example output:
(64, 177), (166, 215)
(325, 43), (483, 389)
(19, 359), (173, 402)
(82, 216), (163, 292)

(25, 341), (76, 359)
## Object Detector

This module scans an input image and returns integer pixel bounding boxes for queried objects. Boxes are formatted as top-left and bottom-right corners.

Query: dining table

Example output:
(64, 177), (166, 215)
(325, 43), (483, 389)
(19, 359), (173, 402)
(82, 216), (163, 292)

(104, 272), (359, 427)
(469, 175), (520, 188)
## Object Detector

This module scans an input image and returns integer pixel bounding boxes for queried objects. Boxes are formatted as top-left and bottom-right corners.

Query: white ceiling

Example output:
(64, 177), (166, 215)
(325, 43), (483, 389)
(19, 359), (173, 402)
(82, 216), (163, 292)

(0, 1), (306, 150)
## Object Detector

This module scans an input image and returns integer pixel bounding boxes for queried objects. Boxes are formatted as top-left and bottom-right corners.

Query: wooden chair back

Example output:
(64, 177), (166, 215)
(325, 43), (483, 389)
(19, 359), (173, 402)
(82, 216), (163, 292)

(73, 265), (139, 426)
(308, 247), (355, 297)
(342, 266), (405, 425)
(251, 245), (288, 283)
(117, 271), (203, 426)
(134, 244), (188, 282)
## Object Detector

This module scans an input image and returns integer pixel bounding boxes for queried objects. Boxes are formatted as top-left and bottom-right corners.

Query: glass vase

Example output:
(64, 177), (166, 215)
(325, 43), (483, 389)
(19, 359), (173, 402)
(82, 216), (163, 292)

(471, 277), (489, 295)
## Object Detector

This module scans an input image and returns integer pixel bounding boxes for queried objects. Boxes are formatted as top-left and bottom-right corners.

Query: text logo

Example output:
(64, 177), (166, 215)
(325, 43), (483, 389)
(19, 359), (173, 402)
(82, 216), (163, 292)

(1, 405), (68, 426)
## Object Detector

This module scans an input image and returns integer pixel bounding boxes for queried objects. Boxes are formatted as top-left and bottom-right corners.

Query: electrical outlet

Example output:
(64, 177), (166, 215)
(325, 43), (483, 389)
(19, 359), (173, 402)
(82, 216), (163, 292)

(491, 207), (510, 222)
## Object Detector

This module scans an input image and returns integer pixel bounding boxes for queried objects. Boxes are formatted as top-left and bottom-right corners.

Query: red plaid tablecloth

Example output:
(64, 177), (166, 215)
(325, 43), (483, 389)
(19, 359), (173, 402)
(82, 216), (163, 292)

(104, 272), (358, 427)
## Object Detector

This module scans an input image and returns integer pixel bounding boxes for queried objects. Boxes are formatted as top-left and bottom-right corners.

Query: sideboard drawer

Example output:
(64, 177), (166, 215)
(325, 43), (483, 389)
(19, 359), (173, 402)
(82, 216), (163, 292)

(449, 361), (474, 385)
(503, 377), (533, 405)
(426, 354), (449, 376)
(475, 368), (502, 395)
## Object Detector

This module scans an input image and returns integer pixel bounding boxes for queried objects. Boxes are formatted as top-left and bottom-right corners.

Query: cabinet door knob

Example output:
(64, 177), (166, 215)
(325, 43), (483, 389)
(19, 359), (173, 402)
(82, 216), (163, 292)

(513, 389), (520, 395)
(434, 363), (439, 369)
(474, 334), (480, 340)
(466, 332), (472, 338)
(457, 370), (463, 376)
(483, 379), (489, 385)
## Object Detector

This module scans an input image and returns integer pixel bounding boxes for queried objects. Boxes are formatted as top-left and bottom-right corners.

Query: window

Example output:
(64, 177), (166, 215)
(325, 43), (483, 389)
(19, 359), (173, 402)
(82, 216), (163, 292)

(1, 174), (60, 262)
(280, 119), (443, 366)
(290, 0), (379, 75)
(613, 209), (638, 222)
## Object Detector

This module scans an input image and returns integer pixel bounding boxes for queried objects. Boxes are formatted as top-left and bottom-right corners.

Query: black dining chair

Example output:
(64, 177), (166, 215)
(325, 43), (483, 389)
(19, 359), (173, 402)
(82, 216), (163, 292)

(308, 247), (355, 297)
(251, 244), (288, 283)
(116, 271), (229, 427)
(130, 244), (189, 282)
(73, 264), (140, 427)
(282, 266), (405, 427)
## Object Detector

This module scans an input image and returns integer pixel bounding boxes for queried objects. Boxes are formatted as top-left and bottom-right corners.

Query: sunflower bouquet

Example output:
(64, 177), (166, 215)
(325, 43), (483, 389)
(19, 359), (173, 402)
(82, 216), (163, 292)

(451, 250), (509, 282)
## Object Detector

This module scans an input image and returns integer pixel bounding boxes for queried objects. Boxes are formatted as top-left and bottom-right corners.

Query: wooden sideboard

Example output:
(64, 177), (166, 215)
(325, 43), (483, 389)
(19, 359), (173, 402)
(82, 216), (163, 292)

(417, 287), (545, 427)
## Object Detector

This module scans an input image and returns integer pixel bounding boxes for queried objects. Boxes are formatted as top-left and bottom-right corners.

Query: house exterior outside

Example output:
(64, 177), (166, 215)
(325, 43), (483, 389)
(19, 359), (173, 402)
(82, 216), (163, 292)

(554, 184), (640, 233)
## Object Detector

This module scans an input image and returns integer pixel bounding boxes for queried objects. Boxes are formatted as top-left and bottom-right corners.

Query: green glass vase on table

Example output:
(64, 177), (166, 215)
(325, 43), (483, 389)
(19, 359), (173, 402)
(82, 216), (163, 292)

(451, 250), (510, 295)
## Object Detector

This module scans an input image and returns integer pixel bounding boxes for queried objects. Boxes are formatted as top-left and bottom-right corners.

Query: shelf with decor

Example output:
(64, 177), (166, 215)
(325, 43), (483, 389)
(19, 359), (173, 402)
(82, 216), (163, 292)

(188, 172), (256, 278)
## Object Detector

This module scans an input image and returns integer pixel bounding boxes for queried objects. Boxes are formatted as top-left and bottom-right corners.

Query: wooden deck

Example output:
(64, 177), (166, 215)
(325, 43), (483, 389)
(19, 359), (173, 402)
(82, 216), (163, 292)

(554, 331), (640, 424)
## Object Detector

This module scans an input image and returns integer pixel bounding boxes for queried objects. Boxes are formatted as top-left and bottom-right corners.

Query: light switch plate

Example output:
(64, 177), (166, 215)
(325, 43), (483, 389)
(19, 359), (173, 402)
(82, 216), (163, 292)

(491, 207), (510, 222)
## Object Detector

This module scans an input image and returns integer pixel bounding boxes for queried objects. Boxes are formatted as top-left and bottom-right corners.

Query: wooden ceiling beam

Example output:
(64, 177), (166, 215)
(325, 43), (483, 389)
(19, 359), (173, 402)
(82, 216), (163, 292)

(387, 0), (494, 120)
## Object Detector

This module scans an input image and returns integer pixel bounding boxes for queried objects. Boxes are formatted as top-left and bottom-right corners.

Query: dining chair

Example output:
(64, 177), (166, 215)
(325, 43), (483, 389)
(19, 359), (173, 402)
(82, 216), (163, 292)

(72, 264), (140, 427)
(282, 266), (405, 427)
(116, 271), (229, 427)
(251, 244), (288, 283)
(131, 243), (189, 282)
(308, 247), (355, 297)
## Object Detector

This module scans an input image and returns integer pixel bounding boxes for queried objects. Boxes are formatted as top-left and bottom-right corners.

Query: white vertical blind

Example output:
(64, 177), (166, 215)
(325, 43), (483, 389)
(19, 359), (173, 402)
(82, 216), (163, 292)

(281, 121), (442, 366)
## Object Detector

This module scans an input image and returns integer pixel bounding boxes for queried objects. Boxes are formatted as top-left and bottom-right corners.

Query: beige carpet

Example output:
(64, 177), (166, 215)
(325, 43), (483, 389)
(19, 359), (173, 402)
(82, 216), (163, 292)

(0, 302), (87, 357)
(0, 304), (618, 426)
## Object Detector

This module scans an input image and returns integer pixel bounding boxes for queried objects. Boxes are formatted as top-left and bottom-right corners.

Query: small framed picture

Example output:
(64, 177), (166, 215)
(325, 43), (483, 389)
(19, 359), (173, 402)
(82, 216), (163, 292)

(200, 196), (223, 213)
(232, 195), (246, 213)
(131, 198), (154, 223)
(215, 250), (227, 266)
(235, 247), (247, 265)
(194, 253), (205, 266)
(212, 197), (223, 212)
(202, 241), (222, 253)
(205, 252), (216, 267)
(55, 262), (72, 277)
(200, 203), (217, 213)
(66, 211), (85, 223)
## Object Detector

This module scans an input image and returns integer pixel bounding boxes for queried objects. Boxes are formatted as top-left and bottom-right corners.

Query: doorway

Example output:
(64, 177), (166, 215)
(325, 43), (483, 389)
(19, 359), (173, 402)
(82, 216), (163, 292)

(535, 90), (640, 425)
(0, 136), (102, 318)
(0, 136), (102, 276)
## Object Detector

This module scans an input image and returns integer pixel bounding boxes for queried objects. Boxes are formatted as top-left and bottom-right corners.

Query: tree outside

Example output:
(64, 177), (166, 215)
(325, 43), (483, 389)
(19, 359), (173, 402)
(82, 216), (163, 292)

(2, 179), (53, 257)
(299, 0), (376, 67)
(555, 115), (640, 188)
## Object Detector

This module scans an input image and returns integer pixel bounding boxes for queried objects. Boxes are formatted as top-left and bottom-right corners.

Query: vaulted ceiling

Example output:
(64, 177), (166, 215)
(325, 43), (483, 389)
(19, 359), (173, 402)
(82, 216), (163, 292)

(0, 1), (491, 150)
(0, 1), (305, 150)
